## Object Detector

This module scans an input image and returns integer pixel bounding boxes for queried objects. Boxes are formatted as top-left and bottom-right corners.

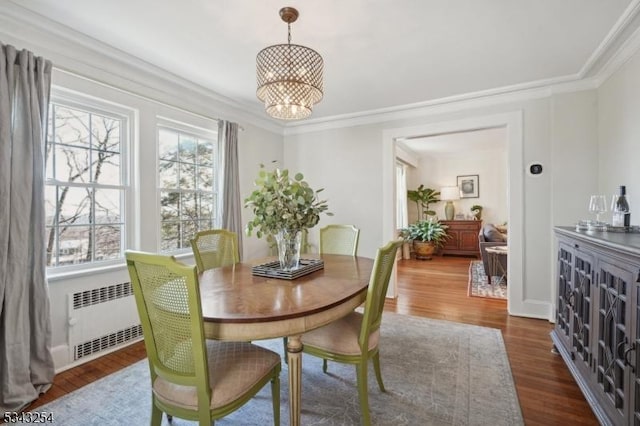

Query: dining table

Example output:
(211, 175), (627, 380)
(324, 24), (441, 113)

(198, 253), (374, 426)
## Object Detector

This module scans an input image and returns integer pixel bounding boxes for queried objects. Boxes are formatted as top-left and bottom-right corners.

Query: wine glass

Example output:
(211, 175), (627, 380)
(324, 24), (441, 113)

(589, 195), (607, 225)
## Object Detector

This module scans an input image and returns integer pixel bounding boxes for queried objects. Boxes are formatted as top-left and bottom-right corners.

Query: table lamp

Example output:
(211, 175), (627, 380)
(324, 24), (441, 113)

(440, 186), (461, 220)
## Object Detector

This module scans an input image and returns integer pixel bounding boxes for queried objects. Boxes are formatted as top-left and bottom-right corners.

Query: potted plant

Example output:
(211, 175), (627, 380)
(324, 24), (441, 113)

(400, 220), (450, 260)
(244, 164), (332, 270)
(471, 205), (483, 220)
(407, 185), (440, 221)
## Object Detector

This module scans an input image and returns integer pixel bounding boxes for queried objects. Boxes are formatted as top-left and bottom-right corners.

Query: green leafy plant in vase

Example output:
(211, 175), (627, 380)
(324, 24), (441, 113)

(407, 185), (440, 221)
(244, 164), (332, 270)
(400, 220), (450, 260)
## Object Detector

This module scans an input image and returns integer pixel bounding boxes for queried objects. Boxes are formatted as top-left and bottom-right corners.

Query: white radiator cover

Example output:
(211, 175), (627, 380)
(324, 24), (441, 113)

(67, 282), (142, 360)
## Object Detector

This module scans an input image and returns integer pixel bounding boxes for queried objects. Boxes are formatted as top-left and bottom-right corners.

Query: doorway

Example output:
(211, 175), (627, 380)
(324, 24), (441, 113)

(382, 112), (527, 316)
(397, 127), (508, 303)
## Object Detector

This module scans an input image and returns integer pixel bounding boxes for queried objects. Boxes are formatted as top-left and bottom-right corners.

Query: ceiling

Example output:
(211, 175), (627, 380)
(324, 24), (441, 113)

(400, 127), (506, 156)
(8, 0), (636, 122)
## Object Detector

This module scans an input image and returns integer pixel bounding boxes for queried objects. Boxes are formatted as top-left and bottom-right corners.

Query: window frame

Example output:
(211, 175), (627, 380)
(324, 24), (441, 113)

(45, 88), (136, 276)
(156, 116), (220, 253)
(396, 161), (408, 229)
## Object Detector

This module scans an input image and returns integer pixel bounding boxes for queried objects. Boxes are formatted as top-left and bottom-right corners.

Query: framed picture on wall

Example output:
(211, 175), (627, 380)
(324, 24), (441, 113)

(457, 175), (479, 198)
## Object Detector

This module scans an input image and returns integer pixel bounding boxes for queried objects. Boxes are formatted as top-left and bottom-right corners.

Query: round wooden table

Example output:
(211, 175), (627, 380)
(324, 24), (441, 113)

(198, 254), (374, 426)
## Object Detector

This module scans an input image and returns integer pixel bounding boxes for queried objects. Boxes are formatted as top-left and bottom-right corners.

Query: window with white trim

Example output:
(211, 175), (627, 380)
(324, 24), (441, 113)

(158, 125), (218, 252)
(45, 101), (128, 267)
(396, 162), (408, 229)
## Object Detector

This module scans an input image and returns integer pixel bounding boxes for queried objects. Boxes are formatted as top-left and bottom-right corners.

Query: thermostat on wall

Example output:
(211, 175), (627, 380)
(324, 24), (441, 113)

(528, 163), (543, 175)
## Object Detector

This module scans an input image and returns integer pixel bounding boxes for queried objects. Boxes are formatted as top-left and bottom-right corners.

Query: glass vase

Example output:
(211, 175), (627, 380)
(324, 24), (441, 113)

(275, 229), (302, 271)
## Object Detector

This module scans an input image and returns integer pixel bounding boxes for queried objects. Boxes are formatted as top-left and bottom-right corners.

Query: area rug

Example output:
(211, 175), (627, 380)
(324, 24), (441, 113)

(468, 260), (507, 300)
(28, 313), (522, 425)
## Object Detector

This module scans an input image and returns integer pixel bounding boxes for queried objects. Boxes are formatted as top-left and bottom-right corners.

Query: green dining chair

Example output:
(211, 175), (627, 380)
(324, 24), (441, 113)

(190, 229), (239, 272)
(301, 239), (403, 426)
(125, 251), (281, 426)
(282, 226), (358, 360)
(320, 224), (360, 256)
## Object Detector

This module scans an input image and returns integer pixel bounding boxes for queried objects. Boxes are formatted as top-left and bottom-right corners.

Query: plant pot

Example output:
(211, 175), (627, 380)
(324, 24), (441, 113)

(413, 240), (436, 260)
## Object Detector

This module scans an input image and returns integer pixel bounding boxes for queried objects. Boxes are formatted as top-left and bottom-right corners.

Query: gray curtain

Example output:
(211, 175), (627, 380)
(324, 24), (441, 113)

(218, 121), (243, 260)
(0, 43), (54, 414)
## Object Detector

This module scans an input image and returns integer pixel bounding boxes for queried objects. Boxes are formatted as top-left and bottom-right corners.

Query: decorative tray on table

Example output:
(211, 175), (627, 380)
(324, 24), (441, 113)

(252, 258), (325, 280)
(605, 225), (640, 233)
(575, 221), (640, 233)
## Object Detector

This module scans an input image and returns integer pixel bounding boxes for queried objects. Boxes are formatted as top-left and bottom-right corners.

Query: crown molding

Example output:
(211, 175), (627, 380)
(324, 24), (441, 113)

(579, 0), (640, 78)
(0, 1), (284, 135)
(593, 17), (640, 87)
(283, 76), (598, 136)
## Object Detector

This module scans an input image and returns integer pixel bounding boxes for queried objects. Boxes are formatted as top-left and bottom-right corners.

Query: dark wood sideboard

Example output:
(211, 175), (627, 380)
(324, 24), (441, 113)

(552, 226), (640, 426)
(439, 220), (482, 258)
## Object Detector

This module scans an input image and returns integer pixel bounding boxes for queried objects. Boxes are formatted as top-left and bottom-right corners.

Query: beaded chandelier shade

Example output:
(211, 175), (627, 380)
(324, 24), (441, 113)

(256, 7), (323, 120)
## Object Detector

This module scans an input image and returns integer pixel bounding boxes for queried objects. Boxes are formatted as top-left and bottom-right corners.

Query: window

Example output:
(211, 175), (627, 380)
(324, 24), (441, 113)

(45, 101), (128, 267)
(396, 162), (408, 229)
(158, 125), (218, 251)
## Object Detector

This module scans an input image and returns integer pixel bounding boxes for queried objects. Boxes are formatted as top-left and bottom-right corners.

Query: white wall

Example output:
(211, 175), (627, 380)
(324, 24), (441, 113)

(598, 47), (640, 216)
(284, 126), (383, 258)
(550, 90), (599, 226)
(407, 150), (508, 225)
(240, 128), (284, 260)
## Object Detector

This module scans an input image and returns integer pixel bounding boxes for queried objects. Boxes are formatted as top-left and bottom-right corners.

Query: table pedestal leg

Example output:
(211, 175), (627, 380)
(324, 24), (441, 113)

(287, 334), (303, 426)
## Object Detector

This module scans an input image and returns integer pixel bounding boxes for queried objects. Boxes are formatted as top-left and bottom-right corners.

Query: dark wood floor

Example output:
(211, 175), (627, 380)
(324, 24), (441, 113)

(25, 255), (596, 425)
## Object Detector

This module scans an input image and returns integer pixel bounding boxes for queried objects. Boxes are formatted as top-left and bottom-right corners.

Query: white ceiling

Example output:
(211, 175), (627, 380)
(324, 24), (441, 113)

(8, 0), (635, 122)
(400, 127), (507, 155)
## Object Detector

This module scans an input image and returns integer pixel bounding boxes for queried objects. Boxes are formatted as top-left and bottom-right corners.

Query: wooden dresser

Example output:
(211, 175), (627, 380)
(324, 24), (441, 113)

(439, 220), (482, 258)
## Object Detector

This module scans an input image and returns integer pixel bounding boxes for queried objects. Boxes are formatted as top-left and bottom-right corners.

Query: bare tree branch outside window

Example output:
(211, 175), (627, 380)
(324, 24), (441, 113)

(45, 104), (124, 267)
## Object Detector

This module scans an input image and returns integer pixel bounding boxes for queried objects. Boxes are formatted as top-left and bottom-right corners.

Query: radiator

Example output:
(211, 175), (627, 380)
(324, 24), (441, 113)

(67, 282), (142, 361)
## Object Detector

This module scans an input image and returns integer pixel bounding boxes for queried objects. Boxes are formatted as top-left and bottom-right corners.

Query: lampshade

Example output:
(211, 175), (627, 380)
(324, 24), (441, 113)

(256, 7), (324, 120)
(440, 186), (461, 201)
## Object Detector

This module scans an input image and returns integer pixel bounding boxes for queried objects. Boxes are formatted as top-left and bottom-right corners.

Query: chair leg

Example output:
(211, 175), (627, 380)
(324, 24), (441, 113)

(271, 373), (281, 426)
(166, 414), (173, 423)
(356, 362), (371, 426)
(150, 401), (162, 426)
(198, 409), (210, 426)
(322, 358), (328, 373)
(282, 337), (288, 364)
(372, 352), (386, 392)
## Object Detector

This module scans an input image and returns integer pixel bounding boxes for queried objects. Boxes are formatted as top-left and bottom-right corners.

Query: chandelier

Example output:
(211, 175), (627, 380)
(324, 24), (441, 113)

(256, 7), (324, 120)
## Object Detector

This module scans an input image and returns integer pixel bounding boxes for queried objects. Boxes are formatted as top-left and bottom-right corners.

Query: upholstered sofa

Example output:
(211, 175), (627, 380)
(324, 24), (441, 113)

(478, 224), (507, 283)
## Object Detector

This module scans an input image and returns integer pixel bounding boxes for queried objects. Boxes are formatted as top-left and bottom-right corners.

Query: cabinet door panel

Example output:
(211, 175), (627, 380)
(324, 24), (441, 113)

(571, 249), (594, 379)
(460, 231), (479, 251)
(555, 242), (574, 353)
(628, 272), (640, 424)
(443, 230), (459, 250)
(594, 258), (634, 424)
